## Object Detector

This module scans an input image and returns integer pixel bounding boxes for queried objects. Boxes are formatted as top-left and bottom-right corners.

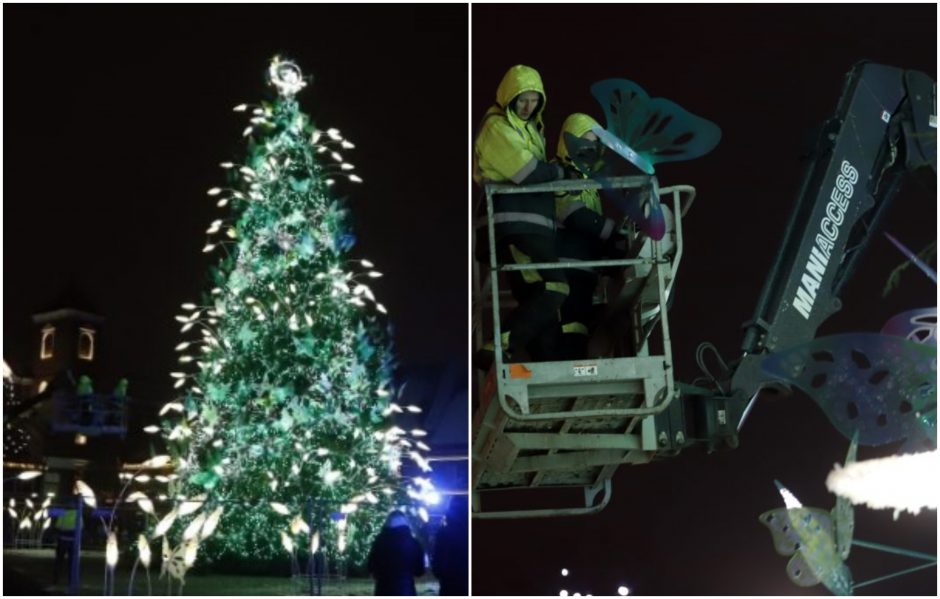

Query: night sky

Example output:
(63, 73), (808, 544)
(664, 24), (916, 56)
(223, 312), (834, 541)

(2, 2), (938, 596)
(3, 5), (468, 429)
(472, 3), (936, 596)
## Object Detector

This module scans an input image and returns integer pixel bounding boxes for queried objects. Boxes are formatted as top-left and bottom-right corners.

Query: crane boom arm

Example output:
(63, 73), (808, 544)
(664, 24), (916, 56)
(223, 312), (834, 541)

(692, 62), (936, 446)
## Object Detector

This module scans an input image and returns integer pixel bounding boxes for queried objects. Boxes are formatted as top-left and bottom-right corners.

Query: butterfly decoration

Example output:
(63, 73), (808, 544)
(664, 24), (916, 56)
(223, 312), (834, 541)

(590, 78), (722, 173)
(763, 228), (938, 449)
(574, 78), (721, 240)
(760, 437), (858, 596)
(761, 332), (936, 450)
(880, 307), (936, 346)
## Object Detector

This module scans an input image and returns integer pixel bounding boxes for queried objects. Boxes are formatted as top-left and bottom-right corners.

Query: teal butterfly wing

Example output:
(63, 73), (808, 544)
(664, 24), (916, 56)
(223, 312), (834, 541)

(590, 78), (722, 169)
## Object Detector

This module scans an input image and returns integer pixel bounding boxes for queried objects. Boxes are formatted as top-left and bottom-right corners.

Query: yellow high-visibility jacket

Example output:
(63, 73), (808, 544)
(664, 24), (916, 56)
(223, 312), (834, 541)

(554, 113), (617, 242)
(474, 65), (561, 238)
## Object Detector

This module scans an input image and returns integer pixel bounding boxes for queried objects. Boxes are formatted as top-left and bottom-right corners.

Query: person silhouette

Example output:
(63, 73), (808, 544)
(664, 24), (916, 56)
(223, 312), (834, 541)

(367, 510), (426, 595)
(432, 495), (469, 596)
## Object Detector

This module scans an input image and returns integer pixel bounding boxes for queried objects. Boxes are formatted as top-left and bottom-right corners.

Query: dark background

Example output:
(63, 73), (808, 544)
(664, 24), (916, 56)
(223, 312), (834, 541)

(472, 3), (936, 596)
(4, 6), (468, 423)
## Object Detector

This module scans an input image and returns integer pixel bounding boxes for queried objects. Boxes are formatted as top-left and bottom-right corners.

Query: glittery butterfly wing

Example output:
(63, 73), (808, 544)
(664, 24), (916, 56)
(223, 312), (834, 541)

(879, 310), (936, 451)
(786, 552), (822, 587)
(761, 333), (937, 448)
(787, 508), (853, 595)
(760, 507), (833, 587)
(590, 78), (722, 171)
(760, 508), (803, 556)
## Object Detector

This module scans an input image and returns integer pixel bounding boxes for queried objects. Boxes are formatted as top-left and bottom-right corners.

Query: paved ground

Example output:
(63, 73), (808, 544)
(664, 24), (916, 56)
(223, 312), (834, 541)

(3, 548), (441, 595)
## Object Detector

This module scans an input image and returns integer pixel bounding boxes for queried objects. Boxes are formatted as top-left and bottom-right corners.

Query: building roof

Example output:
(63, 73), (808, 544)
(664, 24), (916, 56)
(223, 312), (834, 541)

(31, 308), (105, 325)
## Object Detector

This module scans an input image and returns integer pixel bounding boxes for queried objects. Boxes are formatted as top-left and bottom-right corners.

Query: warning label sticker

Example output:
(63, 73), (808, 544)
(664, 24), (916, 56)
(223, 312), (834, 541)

(573, 365), (598, 377)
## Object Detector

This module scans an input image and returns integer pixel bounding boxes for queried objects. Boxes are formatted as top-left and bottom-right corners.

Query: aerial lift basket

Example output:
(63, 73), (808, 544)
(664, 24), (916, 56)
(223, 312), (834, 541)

(472, 177), (696, 518)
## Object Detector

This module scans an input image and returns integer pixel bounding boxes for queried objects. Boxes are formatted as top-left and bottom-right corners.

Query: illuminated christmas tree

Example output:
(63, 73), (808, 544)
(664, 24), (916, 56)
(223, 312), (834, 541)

(158, 57), (434, 568)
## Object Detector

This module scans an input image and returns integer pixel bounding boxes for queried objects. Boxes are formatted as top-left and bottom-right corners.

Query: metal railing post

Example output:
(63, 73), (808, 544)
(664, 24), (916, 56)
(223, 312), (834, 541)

(69, 494), (83, 595)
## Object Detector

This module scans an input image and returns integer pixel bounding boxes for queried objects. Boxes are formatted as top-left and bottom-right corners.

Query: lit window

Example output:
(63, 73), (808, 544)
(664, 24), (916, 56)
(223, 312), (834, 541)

(40, 326), (55, 360)
(78, 328), (96, 361)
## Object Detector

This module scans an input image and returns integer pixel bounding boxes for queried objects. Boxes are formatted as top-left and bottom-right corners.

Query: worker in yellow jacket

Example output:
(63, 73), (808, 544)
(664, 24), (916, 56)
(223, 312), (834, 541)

(553, 113), (630, 359)
(474, 65), (570, 360)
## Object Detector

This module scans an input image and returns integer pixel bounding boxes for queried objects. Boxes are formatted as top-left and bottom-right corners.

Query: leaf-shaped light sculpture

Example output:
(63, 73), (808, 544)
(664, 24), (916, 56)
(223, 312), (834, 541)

(74, 480), (97, 509)
(200, 506), (223, 541)
(270, 502), (291, 516)
(152, 508), (178, 539)
(178, 495), (206, 517)
(290, 514), (310, 535)
(138, 534), (152, 568)
(106, 531), (119, 568)
(183, 513), (207, 541)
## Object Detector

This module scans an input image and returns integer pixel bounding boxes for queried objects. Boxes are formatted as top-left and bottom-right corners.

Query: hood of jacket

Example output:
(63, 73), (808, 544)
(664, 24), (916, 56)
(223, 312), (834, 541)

(495, 64), (546, 132)
(556, 112), (601, 164)
(385, 512), (410, 529)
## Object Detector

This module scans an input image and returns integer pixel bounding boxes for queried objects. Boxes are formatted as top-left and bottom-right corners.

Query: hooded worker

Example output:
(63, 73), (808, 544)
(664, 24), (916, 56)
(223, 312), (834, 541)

(473, 65), (570, 361)
(555, 113), (628, 248)
(552, 113), (630, 359)
(366, 511), (426, 595)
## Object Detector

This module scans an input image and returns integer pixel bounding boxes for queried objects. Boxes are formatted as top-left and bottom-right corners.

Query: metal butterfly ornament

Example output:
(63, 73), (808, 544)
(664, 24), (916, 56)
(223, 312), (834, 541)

(759, 435), (858, 595)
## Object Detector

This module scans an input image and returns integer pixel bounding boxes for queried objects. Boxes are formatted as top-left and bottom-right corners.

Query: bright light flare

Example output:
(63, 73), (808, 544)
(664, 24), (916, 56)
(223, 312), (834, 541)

(827, 449), (938, 517)
(16, 470), (43, 481)
(774, 480), (803, 509)
(618, 586), (630, 596)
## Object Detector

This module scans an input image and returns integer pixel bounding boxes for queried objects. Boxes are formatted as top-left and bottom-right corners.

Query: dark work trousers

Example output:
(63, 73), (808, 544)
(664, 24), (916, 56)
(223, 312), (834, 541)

(496, 233), (569, 359)
(53, 531), (75, 585)
(556, 229), (602, 360)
